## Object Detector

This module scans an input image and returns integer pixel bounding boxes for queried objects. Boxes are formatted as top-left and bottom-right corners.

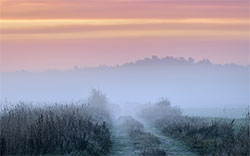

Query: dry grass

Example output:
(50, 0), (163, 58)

(139, 99), (250, 156)
(0, 89), (112, 156)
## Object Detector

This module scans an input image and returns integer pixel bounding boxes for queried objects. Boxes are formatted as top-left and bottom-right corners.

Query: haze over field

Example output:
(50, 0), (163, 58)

(0, 0), (250, 155)
(1, 56), (249, 118)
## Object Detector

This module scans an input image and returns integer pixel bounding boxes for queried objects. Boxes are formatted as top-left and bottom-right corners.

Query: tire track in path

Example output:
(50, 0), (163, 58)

(109, 117), (198, 156)
(108, 122), (139, 156)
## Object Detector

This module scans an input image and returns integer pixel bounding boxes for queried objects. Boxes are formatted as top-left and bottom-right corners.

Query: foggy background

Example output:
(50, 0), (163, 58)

(0, 56), (249, 118)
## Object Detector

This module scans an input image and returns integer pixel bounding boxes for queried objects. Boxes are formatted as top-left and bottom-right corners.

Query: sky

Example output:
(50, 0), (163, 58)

(0, 0), (249, 71)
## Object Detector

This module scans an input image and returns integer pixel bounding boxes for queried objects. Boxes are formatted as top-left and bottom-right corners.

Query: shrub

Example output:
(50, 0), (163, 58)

(138, 98), (182, 123)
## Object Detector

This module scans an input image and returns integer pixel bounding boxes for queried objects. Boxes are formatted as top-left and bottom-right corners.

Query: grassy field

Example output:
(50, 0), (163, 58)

(0, 93), (249, 156)
(138, 99), (250, 156)
(0, 90), (112, 156)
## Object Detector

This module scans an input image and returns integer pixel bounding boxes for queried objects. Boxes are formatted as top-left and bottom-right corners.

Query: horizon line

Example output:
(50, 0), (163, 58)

(1, 55), (249, 73)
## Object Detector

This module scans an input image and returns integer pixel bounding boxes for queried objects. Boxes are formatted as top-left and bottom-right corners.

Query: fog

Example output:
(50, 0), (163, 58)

(0, 56), (249, 118)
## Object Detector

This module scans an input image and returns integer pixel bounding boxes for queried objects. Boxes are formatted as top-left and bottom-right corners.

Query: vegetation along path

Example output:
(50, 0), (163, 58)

(109, 116), (198, 156)
(141, 120), (198, 156)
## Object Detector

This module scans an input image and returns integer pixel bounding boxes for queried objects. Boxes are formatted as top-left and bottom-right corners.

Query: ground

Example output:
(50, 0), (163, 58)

(108, 117), (198, 156)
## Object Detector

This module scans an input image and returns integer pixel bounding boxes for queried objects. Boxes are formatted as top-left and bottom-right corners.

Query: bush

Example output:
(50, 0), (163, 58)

(87, 89), (111, 122)
(138, 98), (182, 123)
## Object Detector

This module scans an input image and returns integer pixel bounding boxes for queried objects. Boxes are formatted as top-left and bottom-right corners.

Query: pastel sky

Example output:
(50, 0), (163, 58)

(0, 0), (249, 71)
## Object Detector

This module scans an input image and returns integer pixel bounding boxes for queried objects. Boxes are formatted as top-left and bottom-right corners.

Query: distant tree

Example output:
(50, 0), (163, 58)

(88, 89), (108, 108)
(88, 89), (110, 121)
(139, 98), (182, 122)
(188, 57), (195, 64)
(156, 98), (171, 108)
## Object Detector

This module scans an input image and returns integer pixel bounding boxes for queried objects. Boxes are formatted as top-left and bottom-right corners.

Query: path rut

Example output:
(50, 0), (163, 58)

(109, 117), (198, 156)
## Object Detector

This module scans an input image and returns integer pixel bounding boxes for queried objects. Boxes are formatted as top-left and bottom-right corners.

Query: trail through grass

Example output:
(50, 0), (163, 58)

(143, 123), (198, 156)
(109, 117), (198, 156)
(108, 122), (139, 156)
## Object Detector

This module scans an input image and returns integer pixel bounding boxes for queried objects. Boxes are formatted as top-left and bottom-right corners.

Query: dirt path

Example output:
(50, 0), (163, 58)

(108, 123), (139, 156)
(142, 122), (198, 156)
(108, 117), (198, 156)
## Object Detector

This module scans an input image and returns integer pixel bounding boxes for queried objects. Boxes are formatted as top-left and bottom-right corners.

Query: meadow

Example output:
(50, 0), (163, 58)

(0, 90), (112, 156)
(0, 92), (249, 156)
(139, 99), (250, 156)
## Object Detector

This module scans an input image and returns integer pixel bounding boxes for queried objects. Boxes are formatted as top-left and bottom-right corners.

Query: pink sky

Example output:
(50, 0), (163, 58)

(0, 0), (249, 71)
